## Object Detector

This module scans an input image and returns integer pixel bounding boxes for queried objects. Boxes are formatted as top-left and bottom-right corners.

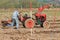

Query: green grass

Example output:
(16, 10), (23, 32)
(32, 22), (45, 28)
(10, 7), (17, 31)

(0, 0), (60, 8)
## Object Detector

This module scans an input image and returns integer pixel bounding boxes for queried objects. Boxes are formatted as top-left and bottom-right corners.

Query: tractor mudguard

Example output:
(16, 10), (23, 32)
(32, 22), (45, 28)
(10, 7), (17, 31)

(41, 14), (46, 21)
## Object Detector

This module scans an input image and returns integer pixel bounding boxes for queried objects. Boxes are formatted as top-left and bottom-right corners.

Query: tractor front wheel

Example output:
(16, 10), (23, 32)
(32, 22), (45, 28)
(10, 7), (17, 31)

(43, 21), (50, 29)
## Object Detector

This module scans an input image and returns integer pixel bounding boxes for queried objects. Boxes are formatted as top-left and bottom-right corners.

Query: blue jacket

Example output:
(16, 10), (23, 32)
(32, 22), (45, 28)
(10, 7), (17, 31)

(12, 10), (19, 19)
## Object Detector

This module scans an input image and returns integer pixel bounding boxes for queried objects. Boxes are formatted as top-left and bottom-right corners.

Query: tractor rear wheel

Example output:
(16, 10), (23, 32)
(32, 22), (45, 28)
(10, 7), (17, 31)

(25, 18), (35, 28)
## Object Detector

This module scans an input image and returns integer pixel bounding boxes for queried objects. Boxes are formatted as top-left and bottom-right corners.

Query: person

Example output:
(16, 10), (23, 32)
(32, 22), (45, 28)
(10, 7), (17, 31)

(11, 9), (20, 29)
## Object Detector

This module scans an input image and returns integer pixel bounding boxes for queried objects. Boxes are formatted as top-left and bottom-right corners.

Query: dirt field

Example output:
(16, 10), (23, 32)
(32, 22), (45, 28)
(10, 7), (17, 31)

(0, 28), (60, 40)
(0, 8), (60, 40)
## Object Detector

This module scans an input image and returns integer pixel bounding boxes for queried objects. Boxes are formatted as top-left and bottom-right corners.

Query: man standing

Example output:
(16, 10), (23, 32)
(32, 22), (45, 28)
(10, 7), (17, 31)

(11, 9), (20, 29)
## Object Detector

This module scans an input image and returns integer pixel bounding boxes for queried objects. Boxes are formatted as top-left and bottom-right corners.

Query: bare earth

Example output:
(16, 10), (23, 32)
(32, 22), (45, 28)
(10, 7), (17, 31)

(0, 8), (60, 40)
(0, 28), (60, 40)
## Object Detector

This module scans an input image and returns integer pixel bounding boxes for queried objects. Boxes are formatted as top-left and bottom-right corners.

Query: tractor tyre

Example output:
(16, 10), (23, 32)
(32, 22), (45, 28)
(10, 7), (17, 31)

(43, 21), (50, 29)
(25, 18), (35, 28)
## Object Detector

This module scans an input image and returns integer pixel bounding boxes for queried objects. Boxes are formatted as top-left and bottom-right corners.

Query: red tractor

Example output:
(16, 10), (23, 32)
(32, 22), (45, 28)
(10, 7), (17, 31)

(33, 4), (50, 28)
(35, 13), (46, 27)
(1, 4), (50, 28)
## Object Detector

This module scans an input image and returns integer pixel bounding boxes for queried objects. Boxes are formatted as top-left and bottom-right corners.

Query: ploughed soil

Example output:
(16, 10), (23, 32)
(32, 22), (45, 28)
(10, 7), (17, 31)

(0, 27), (60, 40)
